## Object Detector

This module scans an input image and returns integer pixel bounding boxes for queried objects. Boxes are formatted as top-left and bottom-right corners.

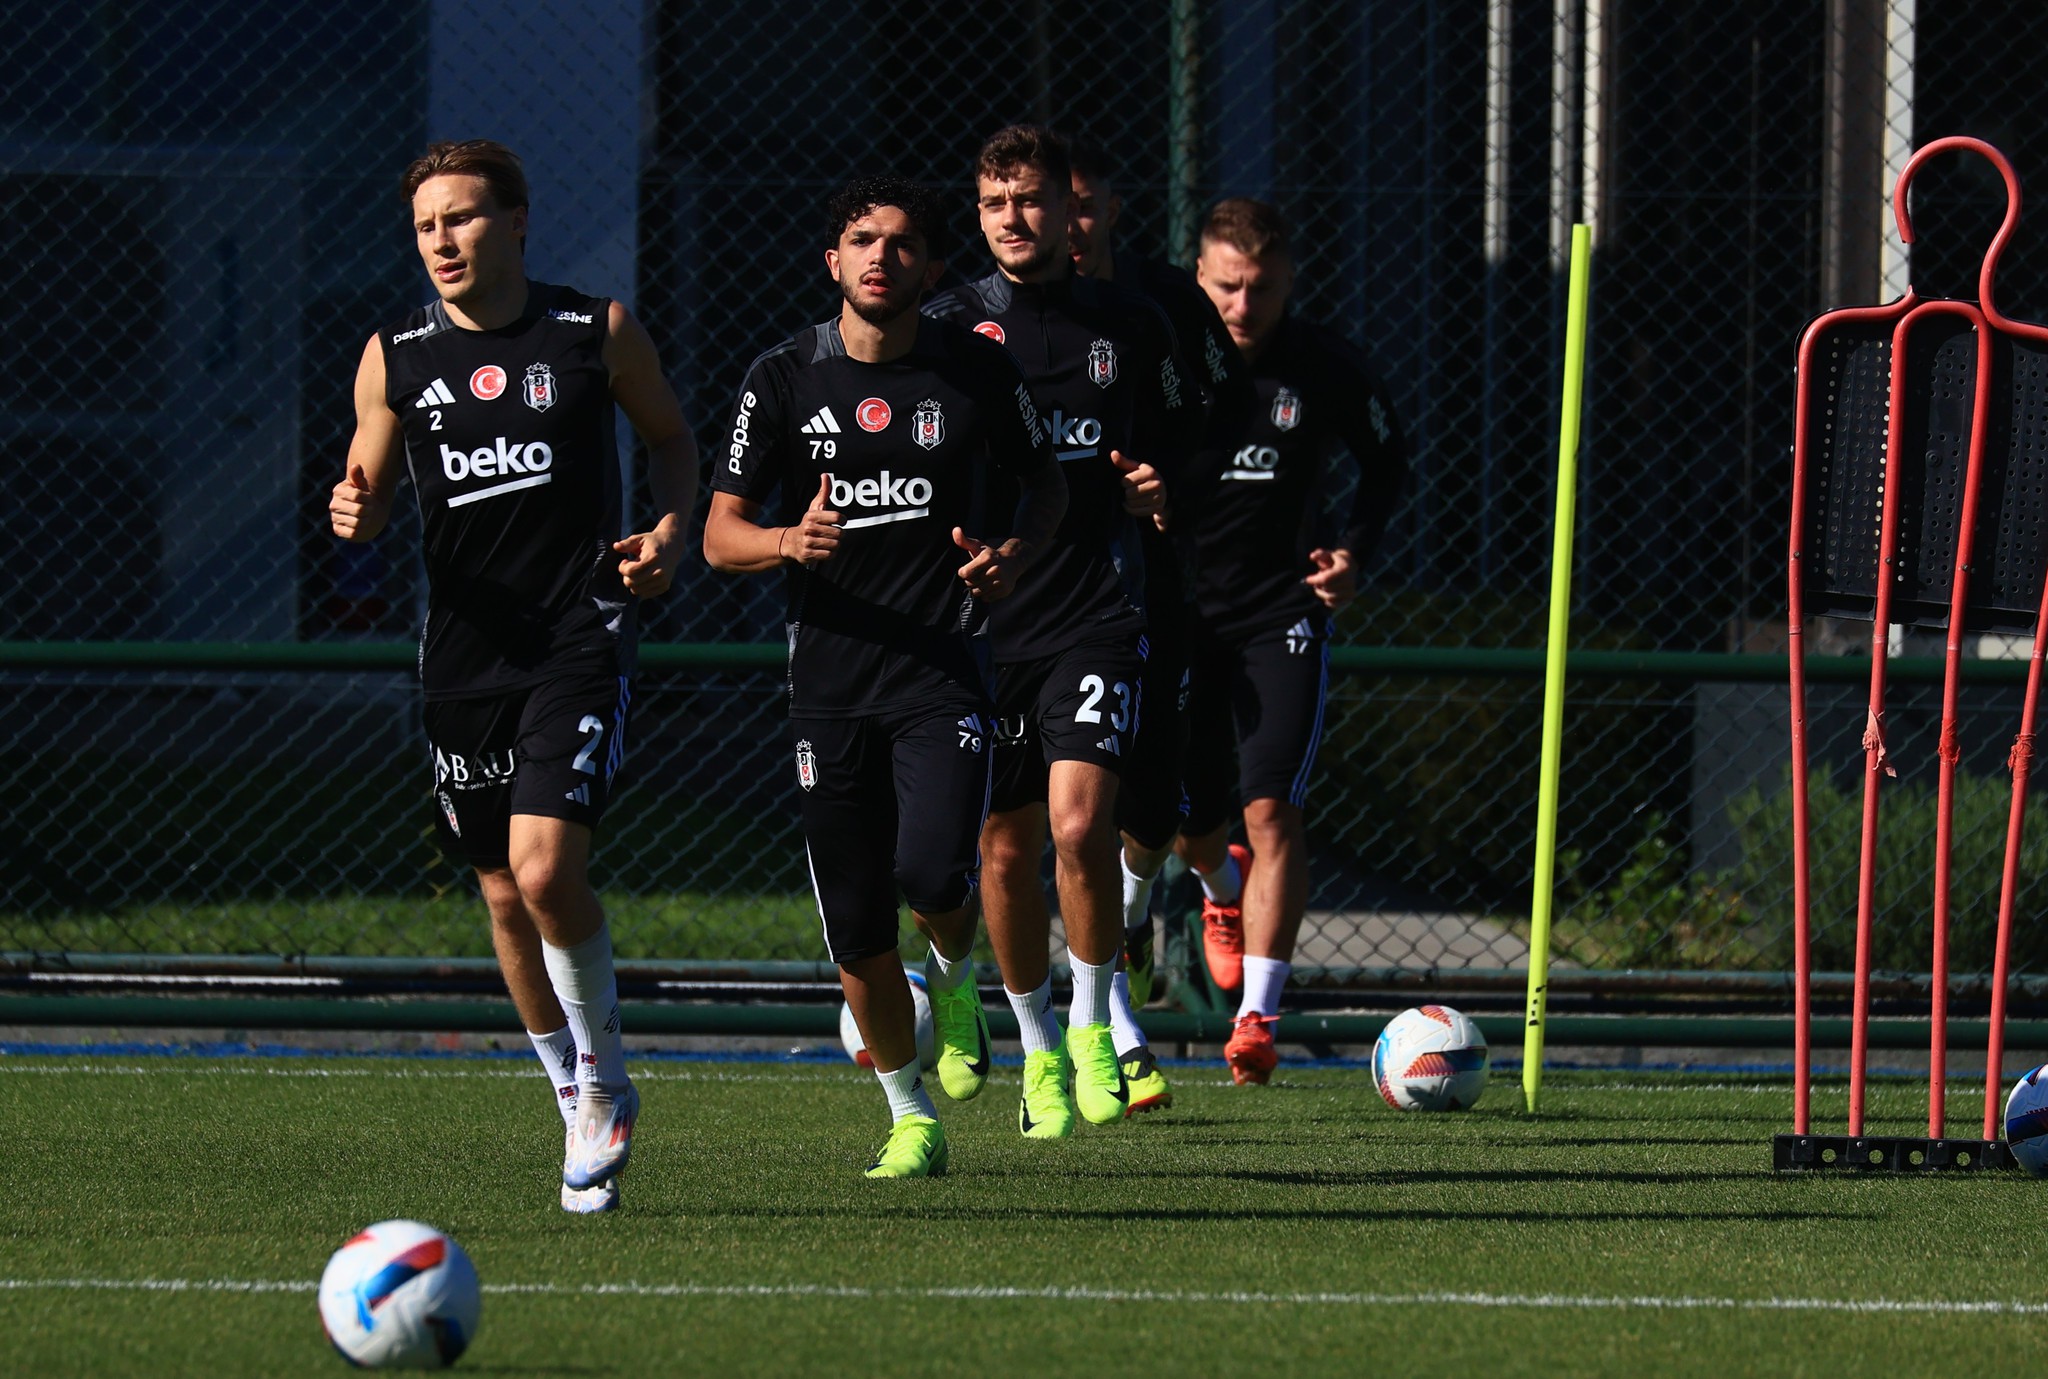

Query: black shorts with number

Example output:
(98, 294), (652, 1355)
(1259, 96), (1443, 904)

(988, 634), (1145, 814)
(1182, 614), (1330, 837)
(423, 668), (633, 869)
(1115, 625), (1190, 851)
(793, 702), (994, 965)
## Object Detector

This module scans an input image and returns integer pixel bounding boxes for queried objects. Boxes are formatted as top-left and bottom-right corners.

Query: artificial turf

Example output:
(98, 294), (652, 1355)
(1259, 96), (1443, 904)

(2, 1050), (2043, 1377)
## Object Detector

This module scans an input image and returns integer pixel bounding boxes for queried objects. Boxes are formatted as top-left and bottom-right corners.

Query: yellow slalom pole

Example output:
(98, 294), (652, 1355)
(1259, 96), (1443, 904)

(1523, 223), (1594, 1115)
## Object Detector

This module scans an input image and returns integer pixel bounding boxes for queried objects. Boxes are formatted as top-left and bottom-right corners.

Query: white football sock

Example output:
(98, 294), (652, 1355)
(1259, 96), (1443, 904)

(1199, 853), (1243, 906)
(1237, 956), (1291, 1020)
(876, 1062), (938, 1122)
(1109, 970), (1147, 1057)
(541, 925), (628, 1087)
(924, 941), (971, 992)
(1006, 977), (1062, 1055)
(1069, 953), (1114, 1029)
(528, 1026), (580, 1127)
(1120, 852), (1158, 936)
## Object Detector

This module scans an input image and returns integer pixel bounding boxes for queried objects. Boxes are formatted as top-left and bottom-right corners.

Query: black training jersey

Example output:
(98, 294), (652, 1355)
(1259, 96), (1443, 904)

(714, 316), (1061, 718)
(924, 270), (1199, 662)
(1186, 316), (1409, 640)
(1113, 249), (1258, 642)
(381, 283), (633, 700)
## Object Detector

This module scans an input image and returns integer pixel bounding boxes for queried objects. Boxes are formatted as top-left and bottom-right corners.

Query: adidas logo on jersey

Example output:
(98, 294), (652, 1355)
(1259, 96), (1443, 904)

(800, 407), (843, 434)
(564, 783), (590, 805)
(1096, 735), (1122, 756)
(415, 378), (455, 408)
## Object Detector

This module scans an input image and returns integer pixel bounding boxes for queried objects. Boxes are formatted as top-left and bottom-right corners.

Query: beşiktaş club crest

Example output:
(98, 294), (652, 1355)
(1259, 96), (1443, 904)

(1087, 338), (1118, 387)
(913, 399), (944, 450)
(523, 362), (555, 412)
(1271, 387), (1303, 431)
(794, 739), (818, 791)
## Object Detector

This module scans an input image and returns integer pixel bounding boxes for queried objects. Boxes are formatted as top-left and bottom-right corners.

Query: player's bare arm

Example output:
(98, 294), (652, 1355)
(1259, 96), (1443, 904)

(604, 301), (698, 598)
(703, 473), (841, 573)
(330, 333), (404, 542)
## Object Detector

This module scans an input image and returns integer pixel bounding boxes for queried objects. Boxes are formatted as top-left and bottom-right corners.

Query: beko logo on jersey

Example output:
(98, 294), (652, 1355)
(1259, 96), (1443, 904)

(1223, 444), (1280, 480)
(728, 391), (757, 474)
(392, 323), (438, 344)
(442, 437), (553, 482)
(1049, 410), (1102, 461)
(828, 471), (933, 528)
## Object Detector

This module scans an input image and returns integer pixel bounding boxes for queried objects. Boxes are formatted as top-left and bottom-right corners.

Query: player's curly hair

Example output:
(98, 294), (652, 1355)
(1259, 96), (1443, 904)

(975, 124), (1071, 191)
(825, 175), (950, 259)
(1201, 197), (1292, 260)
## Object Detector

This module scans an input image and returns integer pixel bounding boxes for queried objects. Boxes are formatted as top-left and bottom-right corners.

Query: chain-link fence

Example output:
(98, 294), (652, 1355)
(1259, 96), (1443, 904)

(9, 1), (2048, 985)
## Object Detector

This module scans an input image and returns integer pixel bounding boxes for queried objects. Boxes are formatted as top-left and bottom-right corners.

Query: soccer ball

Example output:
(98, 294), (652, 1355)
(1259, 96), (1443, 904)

(2003, 1066), (2048, 1175)
(318, 1219), (481, 1369)
(839, 967), (936, 1069)
(1373, 1005), (1489, 1111)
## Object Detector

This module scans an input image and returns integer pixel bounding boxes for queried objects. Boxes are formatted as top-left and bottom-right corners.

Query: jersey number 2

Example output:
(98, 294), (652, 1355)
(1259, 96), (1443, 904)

(572, 715), (606, 776)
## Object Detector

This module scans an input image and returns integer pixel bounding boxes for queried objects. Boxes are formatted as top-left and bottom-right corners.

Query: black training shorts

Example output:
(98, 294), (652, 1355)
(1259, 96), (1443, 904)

(1182, 614), (1329, 837)
(1115, 627), (1190, 851)
(792, 703), (993, 965)
(988, 633), (1144, 814)
(423, 668), (633, 869)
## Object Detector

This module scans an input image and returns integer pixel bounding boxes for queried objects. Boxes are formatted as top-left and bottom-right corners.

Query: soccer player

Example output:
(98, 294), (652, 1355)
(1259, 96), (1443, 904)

(703, 176), (1066, 1178)
(1178, 197), (1409, 1084)
(1067, 139), (1258, 1093)
(925, 125), (1197, 1137)
(329, 140), (697, 1209)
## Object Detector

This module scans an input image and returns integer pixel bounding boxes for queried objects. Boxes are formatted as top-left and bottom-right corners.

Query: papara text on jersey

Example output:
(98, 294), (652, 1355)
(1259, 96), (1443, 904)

(441, 438), (555, 481)
(729, 391), (757, 473)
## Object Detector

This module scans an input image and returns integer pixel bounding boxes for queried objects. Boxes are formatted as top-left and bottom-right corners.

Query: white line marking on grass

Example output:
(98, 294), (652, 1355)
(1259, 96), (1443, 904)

(7, 1277), (2048, 1317)
(0, 1064), (854, 1084)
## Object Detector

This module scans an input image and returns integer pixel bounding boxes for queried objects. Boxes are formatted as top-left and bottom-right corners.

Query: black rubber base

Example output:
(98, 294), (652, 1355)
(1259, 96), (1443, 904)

(1773, 1133), (2017, 1172)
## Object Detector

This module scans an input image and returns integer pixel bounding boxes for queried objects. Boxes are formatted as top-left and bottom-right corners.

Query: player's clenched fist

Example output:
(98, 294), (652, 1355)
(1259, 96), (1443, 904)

(1304, 547), (1357, 611)
(953, 527), (1026, 599)
(1112, 450), (1166, 517)
(782, 471), (843, 565)
(329, 463), (390, 542)
(613, 517), (682, 598)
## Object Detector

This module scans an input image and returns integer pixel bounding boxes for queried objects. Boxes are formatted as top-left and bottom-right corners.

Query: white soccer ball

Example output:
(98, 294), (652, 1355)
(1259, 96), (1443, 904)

(839, 968), (936, 1069)
(318, 1219), (481, 1369)
(1373, 1004), (1489, 1111)
(2004, 1066), (2048, 1176)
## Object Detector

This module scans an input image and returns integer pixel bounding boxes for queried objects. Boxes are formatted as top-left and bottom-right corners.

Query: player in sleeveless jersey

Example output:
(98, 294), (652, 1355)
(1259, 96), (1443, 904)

(924, 126), (1199, 1137)
(1066, 137), (1260, 1111)
(704, 177), (1066, 1178)
(329, 141), (698, 1207)
(1177, 198), (1409, 1083)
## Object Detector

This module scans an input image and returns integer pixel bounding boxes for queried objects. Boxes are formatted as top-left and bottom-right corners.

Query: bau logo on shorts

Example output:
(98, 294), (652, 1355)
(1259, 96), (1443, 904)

(829, 470), (933, 529)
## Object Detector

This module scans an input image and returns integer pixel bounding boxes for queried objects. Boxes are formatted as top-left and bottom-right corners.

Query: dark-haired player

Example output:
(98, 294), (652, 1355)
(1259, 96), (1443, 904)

(1067, 138), (1257, 1084)
(331, 140), (697, 1210)
(926, 126), (1198, 1135)
(1179, 197), (1408, 1083)
(705, 176), (1066, 1177)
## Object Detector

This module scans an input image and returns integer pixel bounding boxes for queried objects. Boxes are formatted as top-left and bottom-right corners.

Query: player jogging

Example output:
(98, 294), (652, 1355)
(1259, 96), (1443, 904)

(704, 176), (1066, 1178)
(1067, 137), (1257, 1099)
(330, 140), (697, 1209)
(1179, 197), (1409, 1084)
(925, 125), (1197, 1137)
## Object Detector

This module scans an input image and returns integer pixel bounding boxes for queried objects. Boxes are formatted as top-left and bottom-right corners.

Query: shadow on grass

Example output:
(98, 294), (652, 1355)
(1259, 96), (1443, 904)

(1219, 1167), (1771, 1187)
(653, 1203), (1857, 1225)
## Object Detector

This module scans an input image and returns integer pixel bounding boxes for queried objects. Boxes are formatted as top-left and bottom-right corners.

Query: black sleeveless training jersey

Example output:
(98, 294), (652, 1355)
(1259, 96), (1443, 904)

(714, 315), (1062, 718)
(380, 282), (633, 700)
(924, 270), (1200, 663)
(1185, 316), (1409, 640)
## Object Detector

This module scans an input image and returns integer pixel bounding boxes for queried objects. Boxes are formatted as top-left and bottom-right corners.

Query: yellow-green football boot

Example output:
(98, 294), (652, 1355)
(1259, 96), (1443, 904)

(864, 1115), (949, 1179)
(1118, 1044), (1173, 1115)
(1018, 1047), (1076, 1139)
(1124, 922), (1156, 1009)
(927, 976), (992, 1101)
(1067, 1023), (1130, 1125)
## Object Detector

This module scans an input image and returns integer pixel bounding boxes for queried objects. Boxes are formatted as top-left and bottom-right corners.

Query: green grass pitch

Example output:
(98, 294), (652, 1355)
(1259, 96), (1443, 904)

(2, 1052), (2044, 1377)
